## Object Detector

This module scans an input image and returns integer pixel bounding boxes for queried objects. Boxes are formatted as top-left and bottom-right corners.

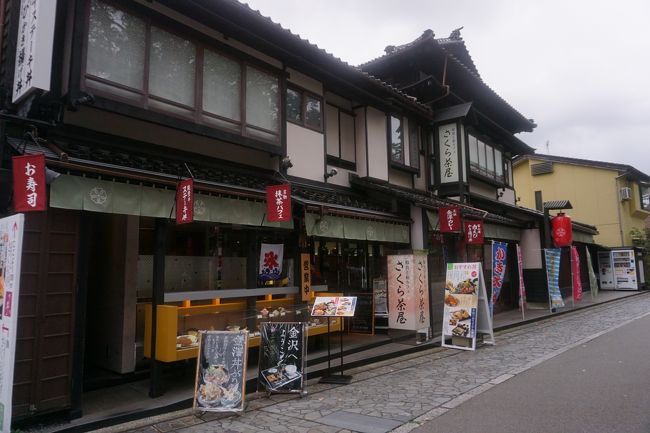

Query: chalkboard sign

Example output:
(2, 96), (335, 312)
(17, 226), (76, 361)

(258, 322), (306, 393)
(194, 331), (248, 412)
(373, 278), (388, 314)
(348, 293), (374, 334)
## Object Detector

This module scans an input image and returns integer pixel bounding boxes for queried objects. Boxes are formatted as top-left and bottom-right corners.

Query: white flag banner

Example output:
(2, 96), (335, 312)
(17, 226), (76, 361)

(259, 243), (284, 282)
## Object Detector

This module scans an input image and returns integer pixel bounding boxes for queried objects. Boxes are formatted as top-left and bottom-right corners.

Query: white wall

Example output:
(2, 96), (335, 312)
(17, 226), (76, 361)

(470, 179), (496, 200)
(366, 107), (388, 181)
(497, 187), (517, 205)
(389, 168), (412, 189)
(355, 107), (368, 177)
(520, 228), (543, 269)
(287, 68), (323, 95)
(286, 123), (325, 181)
(325, 165), (352, 187)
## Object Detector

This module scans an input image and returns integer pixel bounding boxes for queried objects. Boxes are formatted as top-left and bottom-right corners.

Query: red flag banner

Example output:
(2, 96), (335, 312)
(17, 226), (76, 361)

(439, 206), (461, 232)
(266, 184), (291, 222)
(12, 153), (47, 212)
(464, 220), (484, 244)
(176, 178), (194, 224)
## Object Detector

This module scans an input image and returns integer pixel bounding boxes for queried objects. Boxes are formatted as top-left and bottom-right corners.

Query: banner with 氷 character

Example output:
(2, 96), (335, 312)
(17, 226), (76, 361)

(442, 262), (494, 351)
(387, 254), (430, 332)
(259, 243), (284, 283)
(194, 331), (248, 412)
(258, 322), (306, 394)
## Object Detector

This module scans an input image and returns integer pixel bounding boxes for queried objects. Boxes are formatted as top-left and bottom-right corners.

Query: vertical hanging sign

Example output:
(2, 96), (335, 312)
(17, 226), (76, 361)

(387, 254), (430, 331)
(491, 241), (508, 314)
(438, 123), (459, 183)
(12, 153), (47, 212)
(300, 253), (311, 302)
(176, 178), (194, 224)
(13, 0), (58, 103)
(0, 214), (25, 433)
(464, 220), (484, 244)
(266, 184), (292, 222)
(439, 206), (461, 232)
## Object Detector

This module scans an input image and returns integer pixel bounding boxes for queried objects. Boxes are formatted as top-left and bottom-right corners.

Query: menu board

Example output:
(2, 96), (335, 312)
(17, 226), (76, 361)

(311, 296), (357, 317)
(372, 278), (388, 315)
(194, 331), (248, 412)
(348, 294), (373, 333)
(258, 322), (306, 393)
(441, 262), (494, 351)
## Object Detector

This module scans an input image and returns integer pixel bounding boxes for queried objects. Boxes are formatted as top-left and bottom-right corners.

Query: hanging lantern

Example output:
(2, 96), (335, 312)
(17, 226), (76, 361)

(551, 212), (573, 247)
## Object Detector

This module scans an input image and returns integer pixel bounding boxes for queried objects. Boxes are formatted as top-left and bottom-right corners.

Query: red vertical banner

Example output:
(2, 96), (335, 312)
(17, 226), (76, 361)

(12, 153), (47, 212)
(571, 246), (583, 301)
(176, 178), (194, 224)
(464, 220), (484, 244)
(439, 206), (460, 232)
(266, 184), (291, 222)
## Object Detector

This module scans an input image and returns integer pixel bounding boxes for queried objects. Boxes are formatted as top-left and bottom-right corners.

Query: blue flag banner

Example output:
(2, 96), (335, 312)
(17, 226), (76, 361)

(544, 248), (565, 309)
(491, 241), (508, 313)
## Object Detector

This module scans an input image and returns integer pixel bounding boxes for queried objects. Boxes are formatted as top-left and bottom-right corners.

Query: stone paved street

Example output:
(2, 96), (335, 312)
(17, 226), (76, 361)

(115, 293), (650, 433)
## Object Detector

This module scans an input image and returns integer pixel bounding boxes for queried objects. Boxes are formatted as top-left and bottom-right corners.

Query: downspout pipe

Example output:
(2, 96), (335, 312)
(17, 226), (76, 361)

(615, 172), (628, 246)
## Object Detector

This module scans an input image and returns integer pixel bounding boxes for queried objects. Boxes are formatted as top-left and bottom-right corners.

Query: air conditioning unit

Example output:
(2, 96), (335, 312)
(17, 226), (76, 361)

(620, 187), (632, 201)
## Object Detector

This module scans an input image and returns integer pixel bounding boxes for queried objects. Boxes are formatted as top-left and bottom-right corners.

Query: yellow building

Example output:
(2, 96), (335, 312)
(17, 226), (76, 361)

(513, 154), (650, 247)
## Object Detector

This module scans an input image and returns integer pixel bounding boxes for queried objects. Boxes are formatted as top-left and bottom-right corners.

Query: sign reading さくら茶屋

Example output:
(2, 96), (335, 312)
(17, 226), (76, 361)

(387, 253), (430, 331)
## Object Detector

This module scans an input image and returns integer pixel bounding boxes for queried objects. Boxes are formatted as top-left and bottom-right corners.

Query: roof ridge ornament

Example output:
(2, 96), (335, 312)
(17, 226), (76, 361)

(449, 26), (464, 40)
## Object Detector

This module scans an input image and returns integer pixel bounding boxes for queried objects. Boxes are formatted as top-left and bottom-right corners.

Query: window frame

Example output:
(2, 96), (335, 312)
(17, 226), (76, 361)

(79, 0), (284, 149)
(325, 101), (356, 170)
(466, 131), (508, 185)
(640, 183), (650, 212)
(389, 114), (421, 174)
(285, 84), (323, 132)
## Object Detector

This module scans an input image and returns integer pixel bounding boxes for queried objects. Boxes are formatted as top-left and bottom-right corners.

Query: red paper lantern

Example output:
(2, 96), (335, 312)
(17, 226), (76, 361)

(551, 212), (573, 247)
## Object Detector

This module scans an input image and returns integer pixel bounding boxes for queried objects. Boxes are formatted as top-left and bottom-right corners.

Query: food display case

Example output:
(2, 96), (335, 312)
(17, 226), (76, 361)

(144, 289), (342, 363)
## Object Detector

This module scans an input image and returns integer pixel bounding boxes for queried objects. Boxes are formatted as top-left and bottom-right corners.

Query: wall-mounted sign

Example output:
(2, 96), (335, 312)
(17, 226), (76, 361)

(464, 220), (484, 244)
(194, 331), (248, 413)
(12, 153), (46, 212)
(176, 178), (194, 224)
(387, 254), (430, 331)
(0, 214), (25, 433)
(266, 184), (291, 222)
(258, 322), (306, 394)
(13, 0), (58, 103)
(439, 206), (461, 232)
(438, 123), (459, 183)
(300, 253), (311, 302)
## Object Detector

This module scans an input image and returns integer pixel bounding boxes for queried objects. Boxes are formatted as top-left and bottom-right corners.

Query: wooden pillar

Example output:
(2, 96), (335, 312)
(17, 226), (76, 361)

(149, 218), (168, 398)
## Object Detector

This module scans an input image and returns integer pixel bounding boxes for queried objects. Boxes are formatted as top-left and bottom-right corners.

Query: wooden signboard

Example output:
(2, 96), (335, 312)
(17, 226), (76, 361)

(441, 262), (494, 351)
(258, 322), (306, 394)
(300, 253), (311, 301)
(194, 330), (248, 412)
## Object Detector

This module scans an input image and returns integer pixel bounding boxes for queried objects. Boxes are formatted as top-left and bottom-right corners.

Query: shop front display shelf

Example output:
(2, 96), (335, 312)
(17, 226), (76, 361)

(144, 299), (341, 363)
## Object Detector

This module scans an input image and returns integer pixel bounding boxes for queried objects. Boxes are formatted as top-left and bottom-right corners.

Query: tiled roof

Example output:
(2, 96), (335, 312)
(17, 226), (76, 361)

(222, 1), (431, 115)
(358, 29), (536, 133)
(514, 154), (650, 182)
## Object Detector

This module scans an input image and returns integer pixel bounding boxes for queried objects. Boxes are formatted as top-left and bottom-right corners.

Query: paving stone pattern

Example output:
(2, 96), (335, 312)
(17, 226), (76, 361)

(130, 294), (650, 433)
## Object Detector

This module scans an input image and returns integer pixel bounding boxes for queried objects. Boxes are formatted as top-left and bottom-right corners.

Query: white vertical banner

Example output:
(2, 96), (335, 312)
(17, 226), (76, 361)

(12, 0), (58, 103)
(387, 255), (414, 330)
(0, 214), (25, 432)
(259, 243), (284, 283)
(438, 123), (459, 183)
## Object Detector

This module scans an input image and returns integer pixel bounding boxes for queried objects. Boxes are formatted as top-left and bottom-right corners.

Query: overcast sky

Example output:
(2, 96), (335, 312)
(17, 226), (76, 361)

(243, 0), (650, 174)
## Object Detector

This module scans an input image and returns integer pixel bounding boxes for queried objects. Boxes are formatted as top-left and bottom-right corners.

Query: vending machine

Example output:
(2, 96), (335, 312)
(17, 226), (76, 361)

(597, 251), (615, 290)
(599, 248), (645, 290)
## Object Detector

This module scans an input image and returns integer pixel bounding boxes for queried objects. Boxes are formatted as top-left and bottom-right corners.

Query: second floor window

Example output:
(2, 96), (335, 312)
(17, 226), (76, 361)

(85, 0), (280, 144)
(641, 183), (650, 211)
(468, 133), (505, 183)
(390, 116), (420, 170)
(286, 87), (322, 130)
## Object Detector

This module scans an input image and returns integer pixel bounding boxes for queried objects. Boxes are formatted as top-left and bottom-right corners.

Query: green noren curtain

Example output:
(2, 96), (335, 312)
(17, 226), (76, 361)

(50, 174), (293, 229)
(305, 212), (409, 243)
